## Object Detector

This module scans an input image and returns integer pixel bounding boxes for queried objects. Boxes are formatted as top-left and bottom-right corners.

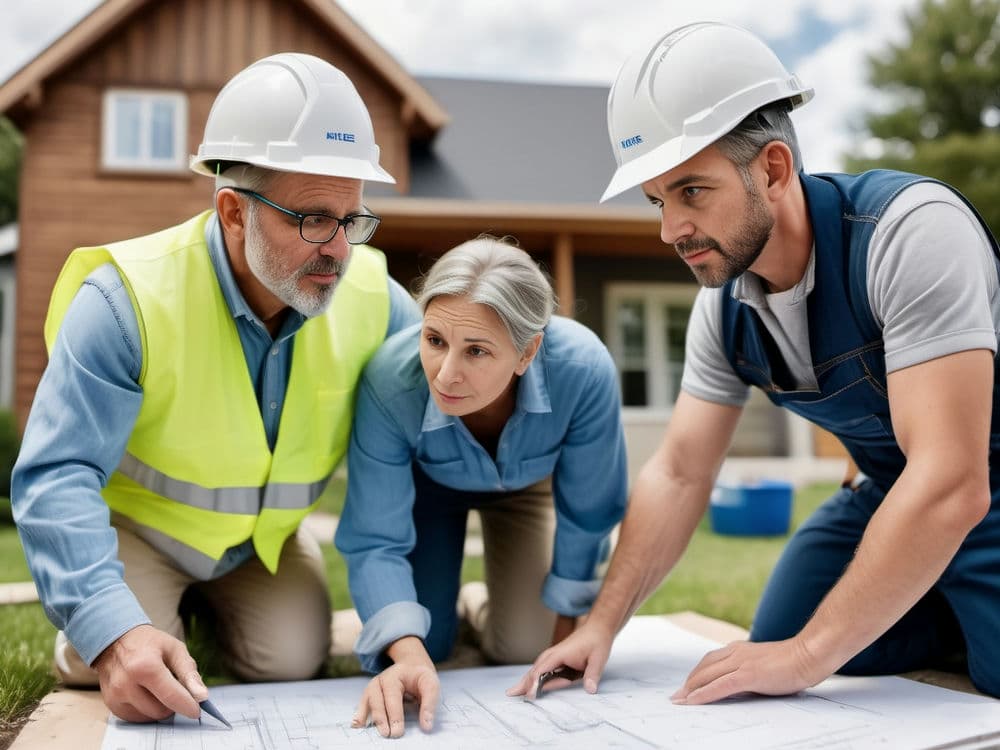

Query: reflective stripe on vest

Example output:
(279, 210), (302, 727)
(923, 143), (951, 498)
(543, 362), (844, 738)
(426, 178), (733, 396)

(46, 211), (391, 575)
(117, 452), (330, 512)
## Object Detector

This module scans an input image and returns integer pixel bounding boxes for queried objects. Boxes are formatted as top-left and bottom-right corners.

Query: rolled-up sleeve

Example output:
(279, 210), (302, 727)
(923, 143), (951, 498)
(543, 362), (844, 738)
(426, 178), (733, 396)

(334, 375), (430, 672)
(545, 351), (628, 616)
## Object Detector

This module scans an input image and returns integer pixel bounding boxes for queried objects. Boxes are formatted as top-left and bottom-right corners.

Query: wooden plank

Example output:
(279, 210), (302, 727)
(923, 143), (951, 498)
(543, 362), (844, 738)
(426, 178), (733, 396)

(8, 689), (107, 750)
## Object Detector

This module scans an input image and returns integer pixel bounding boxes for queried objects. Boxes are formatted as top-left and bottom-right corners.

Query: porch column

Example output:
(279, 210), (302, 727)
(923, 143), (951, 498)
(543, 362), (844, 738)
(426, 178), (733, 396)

(553, 233), (576, 318)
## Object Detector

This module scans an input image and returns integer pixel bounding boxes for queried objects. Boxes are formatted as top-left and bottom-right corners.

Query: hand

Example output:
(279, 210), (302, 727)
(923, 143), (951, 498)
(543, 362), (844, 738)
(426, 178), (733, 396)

(351, 661), (440, 738)
(672, 638), (827, 705)
(550, 614), (578, 646)
(92, 624), (205, 723)
(506, 621), (613, 699)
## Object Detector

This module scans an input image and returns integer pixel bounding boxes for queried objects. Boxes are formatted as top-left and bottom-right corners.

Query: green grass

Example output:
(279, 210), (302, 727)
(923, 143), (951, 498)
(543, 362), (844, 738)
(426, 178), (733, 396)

(0, 481), (838, 740)
(638, 481), (833, 627)
(0, 604), (56, 742)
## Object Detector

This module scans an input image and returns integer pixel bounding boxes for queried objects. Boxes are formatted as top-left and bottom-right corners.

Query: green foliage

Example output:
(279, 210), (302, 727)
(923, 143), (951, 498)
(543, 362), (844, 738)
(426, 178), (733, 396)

(0, 410), (19, 506)
(846, 0), (1000, 235)
(0, 117), (22, 227)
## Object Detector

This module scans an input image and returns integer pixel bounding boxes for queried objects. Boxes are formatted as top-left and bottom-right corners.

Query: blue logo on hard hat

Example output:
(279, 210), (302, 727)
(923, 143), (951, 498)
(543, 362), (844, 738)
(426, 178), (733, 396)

(621, 134), (643, 149)
(326, 131), (356, 143)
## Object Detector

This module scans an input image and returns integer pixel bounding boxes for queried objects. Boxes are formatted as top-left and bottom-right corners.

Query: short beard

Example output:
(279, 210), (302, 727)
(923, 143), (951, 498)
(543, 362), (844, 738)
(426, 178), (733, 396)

(243, 205), (347, 318)
(676, 181), (773, 289)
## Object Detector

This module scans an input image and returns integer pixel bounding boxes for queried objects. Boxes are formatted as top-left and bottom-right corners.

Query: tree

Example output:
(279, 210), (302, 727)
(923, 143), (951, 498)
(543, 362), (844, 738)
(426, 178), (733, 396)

(0, 116), (22, 227)
(845, 0), (1000, 235)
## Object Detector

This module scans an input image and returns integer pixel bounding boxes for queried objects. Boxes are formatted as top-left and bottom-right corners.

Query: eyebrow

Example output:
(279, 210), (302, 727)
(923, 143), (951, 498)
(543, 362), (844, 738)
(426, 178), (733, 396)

(423, 324), (496, 345)
(644, 173), (719, 204)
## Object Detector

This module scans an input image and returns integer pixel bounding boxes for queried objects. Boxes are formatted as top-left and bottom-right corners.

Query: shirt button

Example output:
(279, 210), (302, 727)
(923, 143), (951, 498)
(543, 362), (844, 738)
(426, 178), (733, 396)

(271, 347), (279, 356)
(269, 401), (278, 410)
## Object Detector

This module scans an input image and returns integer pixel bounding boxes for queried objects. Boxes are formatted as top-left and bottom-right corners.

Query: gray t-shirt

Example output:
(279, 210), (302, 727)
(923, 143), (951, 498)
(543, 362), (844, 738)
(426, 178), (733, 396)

(682, 183), (1000, 406)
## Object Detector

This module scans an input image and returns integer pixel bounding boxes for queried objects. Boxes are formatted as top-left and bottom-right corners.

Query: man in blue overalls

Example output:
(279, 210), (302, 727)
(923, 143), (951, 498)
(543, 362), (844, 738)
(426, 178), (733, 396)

(511, 21), (1000, 702)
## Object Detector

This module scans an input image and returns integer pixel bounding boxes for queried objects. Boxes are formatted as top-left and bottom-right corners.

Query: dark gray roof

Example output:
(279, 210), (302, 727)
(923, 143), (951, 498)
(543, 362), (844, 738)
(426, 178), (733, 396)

(368, 76), (647, 208)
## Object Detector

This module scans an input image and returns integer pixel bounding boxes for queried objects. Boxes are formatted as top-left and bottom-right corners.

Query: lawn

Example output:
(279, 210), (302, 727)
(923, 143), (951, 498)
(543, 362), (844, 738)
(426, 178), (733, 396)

(0, 481), (837, 745)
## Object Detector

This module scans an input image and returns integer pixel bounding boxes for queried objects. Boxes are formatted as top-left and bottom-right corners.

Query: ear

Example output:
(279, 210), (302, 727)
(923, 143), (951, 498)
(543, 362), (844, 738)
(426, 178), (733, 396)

(216, 188), (247, 243)
(515, 332), (544, 375)
(759, 141), (796, 200)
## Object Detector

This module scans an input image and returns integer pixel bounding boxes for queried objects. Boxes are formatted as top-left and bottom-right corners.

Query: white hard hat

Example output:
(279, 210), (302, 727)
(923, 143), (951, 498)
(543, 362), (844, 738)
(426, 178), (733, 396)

(601, 22), (812, 202)
(190, 52), (395, 184)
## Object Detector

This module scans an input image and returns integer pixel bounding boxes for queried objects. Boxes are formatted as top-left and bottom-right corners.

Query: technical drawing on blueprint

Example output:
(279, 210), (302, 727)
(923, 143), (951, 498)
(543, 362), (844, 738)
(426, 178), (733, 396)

(101, 617), (1000, 750)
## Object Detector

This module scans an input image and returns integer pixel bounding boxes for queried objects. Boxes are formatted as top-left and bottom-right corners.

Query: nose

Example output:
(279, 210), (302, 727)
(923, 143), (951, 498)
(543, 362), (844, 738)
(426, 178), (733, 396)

(659, 206), (695, 246)
(318, 230), (350, 260)
(436, 350), (463, 385)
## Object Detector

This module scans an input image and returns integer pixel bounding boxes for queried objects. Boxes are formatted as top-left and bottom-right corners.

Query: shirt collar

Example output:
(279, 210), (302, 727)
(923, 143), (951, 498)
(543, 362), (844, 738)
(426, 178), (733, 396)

(205, 212), (307, 337)
(729, 245), (816, 309)
(419, 336), (552, 433)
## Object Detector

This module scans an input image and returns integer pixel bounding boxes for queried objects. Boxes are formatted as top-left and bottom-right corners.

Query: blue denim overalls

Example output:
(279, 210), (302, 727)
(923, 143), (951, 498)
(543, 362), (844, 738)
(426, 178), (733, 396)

(721, 170), (1000, 696)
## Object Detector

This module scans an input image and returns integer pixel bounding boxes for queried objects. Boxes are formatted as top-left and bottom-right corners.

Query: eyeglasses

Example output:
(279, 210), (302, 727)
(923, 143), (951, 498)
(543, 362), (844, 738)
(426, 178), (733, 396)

(232, 188), (381, 245)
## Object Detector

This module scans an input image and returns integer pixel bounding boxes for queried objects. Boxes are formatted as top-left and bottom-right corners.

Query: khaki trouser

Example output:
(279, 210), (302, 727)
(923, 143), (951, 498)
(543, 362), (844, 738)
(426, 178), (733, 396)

(477, 480), (559, 663)
(55, 523), (331, 685)
(411, 471), (558, 665)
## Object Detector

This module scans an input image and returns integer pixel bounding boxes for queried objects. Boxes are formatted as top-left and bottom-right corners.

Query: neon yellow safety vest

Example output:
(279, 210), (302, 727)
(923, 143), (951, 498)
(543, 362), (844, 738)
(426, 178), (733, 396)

(44, 211), (390, 576)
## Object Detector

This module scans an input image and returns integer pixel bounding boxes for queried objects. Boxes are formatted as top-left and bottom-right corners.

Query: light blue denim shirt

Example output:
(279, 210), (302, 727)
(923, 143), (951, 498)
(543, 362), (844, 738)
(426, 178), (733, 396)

(334, 317), (628, 672)
(11, 213), (420, 666)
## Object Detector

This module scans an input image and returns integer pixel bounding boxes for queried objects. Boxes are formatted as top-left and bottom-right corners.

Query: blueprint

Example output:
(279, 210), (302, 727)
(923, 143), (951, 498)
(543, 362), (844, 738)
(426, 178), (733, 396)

(101, 616), (1000, 749)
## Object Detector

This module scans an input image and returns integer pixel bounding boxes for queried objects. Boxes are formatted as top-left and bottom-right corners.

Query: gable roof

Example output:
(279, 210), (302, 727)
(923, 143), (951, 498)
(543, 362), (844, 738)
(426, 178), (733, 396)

(0, 0), (448, 136)
(367, 76), (648, 208)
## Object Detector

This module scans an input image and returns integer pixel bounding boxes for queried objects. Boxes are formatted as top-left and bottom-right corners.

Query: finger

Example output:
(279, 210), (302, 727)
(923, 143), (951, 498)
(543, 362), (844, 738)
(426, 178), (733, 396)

(673, 657), (738, 703)
(367, 678), (390, 738)
(414, 671), (440, 732)
(682, 671), (746, 705)
(108, 685), (174, 723)
(582, 650), (609, 695)
(109, 702), (157, 724)
(505, 669), (538, 697)
(351, 691), (371, 729)
(151, 641), (202, 719)
(142, 664), (201, 720)
(379, 674), (408, 739)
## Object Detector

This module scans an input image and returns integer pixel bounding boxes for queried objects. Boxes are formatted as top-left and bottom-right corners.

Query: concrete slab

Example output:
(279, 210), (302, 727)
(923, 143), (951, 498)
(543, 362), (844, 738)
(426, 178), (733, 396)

(0, 581), (38, 605)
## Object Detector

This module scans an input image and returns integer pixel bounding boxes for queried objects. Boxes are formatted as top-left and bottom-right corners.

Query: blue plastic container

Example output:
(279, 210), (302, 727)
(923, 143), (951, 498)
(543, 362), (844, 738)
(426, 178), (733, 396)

(709, 479), (793, 536)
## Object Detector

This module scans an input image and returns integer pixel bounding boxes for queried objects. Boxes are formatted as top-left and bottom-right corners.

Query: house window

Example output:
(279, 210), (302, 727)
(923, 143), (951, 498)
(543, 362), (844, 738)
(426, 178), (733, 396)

(605, 284), (697, 408)
(102, 89), (187, 172)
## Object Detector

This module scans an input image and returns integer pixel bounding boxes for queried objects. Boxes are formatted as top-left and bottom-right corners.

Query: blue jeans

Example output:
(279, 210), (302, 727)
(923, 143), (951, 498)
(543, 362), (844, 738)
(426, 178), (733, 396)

(750, 480), (1000, 697)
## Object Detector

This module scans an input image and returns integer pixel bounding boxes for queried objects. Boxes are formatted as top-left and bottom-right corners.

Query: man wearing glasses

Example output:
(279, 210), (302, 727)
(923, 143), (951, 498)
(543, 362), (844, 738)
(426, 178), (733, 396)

(11, 53), (419, 723)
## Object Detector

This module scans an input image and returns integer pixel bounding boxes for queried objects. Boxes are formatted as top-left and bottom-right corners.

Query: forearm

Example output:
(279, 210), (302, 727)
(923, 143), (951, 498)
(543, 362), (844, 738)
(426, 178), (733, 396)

(586, 460), (713, 636)
(386, 635), (434, 668)
(797, 468), (988, 674)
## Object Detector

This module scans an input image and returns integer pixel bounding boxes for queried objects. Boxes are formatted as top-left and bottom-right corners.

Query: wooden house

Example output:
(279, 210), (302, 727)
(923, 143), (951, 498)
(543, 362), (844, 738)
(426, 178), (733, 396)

(0, 0), (834, 480)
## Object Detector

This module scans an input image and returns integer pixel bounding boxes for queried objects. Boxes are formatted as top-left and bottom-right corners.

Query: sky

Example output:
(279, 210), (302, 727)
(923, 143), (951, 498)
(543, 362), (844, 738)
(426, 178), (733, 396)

(0, 0), (925, 172)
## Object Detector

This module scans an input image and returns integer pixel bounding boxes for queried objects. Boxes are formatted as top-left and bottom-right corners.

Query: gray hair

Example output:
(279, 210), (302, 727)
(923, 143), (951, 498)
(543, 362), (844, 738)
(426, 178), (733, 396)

(715, 102), (804, 188)
(415, 236), (557, 352)
(214, 163), (280, 193)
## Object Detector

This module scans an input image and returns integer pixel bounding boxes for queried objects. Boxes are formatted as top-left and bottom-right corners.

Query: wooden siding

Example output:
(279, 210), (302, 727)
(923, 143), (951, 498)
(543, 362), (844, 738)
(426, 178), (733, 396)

(13, 0), (413, 427)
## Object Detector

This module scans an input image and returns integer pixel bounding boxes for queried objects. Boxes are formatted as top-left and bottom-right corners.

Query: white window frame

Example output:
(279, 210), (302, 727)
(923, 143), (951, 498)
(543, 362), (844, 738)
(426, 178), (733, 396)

(101, 89), (187, 173)
(604, 282), (699, 415)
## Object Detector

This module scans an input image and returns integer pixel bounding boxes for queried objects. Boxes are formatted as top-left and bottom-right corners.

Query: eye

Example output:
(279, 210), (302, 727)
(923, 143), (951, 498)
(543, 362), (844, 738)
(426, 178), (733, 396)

(302, 214), (330, 228)
(647, 197), (663, 208)
(424, 334), (444, 348)
(682, 186), (703, 199)
(467, 346), (489, 358)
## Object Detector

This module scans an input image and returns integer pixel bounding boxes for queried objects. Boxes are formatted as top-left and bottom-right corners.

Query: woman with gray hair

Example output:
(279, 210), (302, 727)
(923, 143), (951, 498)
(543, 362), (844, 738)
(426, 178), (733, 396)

(335, 236), (627, 737)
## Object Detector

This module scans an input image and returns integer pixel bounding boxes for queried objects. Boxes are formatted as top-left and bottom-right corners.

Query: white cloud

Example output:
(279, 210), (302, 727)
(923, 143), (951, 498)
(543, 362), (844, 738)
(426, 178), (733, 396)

(1, 0), (928, 170)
